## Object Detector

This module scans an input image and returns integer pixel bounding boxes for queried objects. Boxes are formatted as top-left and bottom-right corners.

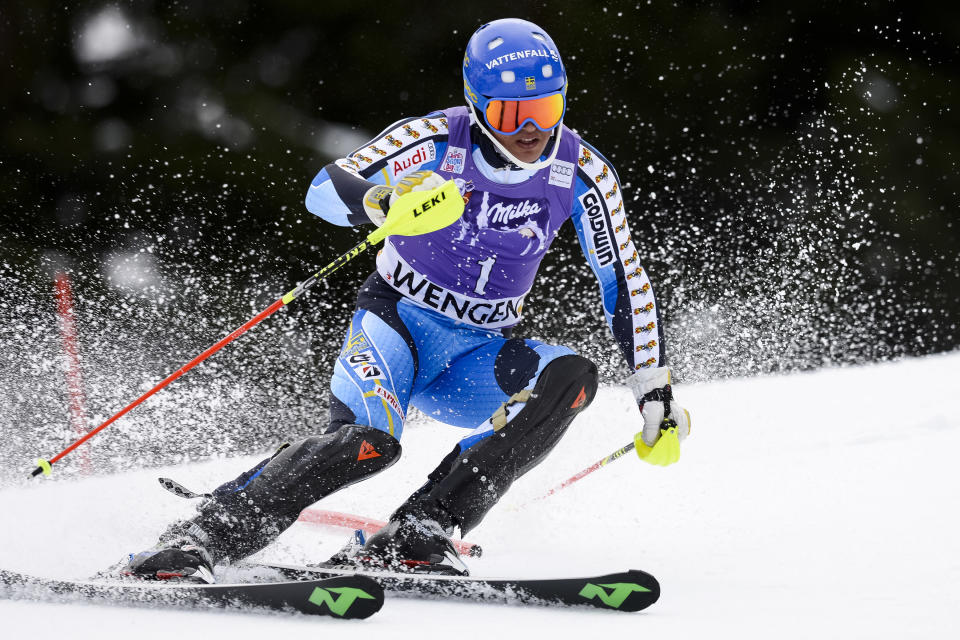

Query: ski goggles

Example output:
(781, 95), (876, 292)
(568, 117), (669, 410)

(467, 82), (566, 135)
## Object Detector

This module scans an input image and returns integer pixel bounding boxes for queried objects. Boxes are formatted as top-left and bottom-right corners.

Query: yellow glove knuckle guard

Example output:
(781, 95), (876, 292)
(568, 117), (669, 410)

(634, 426), (681, 467)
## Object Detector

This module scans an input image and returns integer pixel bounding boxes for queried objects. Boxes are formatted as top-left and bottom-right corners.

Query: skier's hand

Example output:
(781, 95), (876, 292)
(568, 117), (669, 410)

(363, 170), (447, 227)
(626, 367), (691, 466)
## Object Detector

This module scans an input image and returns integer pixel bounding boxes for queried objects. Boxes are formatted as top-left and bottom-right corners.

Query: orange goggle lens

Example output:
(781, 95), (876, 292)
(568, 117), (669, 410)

(483, 92), (565, 134)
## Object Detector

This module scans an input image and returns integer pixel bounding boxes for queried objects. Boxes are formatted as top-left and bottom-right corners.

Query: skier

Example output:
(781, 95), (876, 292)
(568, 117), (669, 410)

(125, 18), (690, 582)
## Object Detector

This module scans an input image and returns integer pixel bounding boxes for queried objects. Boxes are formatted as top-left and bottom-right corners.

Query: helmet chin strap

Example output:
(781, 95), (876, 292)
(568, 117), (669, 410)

(468, 106), (563, 171)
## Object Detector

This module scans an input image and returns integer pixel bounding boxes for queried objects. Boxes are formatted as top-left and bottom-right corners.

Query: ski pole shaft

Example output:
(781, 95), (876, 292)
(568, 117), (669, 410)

(536, 437), (639, 500)
(535, 382), (687, 499)
(29, 179), (465, 479)
(30, 240), (370, 479)
(536, 412), (683, 498)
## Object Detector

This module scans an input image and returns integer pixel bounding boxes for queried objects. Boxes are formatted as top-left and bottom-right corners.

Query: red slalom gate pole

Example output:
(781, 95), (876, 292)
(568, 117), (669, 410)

(297, 508), (482, 558)
(298, 508), (386, 532)
(53, 271), (91, 475)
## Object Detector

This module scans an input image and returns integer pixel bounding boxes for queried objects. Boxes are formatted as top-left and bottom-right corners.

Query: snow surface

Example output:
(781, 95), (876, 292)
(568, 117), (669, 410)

(2, 352), (959, 638)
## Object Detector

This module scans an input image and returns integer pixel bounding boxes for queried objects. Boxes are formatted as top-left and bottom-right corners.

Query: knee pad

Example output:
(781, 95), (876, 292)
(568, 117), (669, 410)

(502, 353), (598, 455)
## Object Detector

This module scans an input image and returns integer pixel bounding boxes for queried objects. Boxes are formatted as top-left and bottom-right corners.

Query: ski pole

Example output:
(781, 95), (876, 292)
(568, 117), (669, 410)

(29, 180), (465, 479)
(537, 379), (689, 498)
(536, 436), (640, 500)
(536, 416), (681, 500)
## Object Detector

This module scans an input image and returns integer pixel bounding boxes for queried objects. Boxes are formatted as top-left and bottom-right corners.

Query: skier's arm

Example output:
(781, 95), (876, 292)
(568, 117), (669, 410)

(571, 141), (690, 465)
(570, 142), (664, 372)
(305, 114), (450, 226)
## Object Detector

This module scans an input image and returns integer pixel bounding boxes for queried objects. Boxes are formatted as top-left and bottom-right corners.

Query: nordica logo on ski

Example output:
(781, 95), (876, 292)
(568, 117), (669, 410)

(307, 586), (377, 617)
(578, 582), (651, 609)
(578, 191), (615, 267)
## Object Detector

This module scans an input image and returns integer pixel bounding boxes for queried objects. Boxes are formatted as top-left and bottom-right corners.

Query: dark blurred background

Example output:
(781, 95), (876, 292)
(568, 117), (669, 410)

(1, 1), (958, 478)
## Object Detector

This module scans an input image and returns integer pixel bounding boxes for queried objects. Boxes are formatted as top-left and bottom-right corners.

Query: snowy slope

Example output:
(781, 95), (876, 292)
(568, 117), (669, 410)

(2, 352), (959, 639)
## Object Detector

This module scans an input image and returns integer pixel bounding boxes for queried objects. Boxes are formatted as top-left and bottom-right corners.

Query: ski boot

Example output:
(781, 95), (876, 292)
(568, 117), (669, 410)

(122, 522), (216, 583)
(323, 512), (468, 576)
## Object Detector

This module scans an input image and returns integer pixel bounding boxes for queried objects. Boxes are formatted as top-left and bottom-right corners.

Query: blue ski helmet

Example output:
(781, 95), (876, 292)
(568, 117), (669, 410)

(462, 18), (568, 168)
(463, 18), (567, 101)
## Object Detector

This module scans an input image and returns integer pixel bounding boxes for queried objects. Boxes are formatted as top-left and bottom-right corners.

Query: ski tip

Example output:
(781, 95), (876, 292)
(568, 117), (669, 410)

(575, 569), (660, 612)
(624, 568), (661, 610)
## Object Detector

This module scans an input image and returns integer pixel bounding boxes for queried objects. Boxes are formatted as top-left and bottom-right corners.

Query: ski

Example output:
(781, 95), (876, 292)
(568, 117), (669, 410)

(237, 562), (660, 612)
(0, 567), (383, 619)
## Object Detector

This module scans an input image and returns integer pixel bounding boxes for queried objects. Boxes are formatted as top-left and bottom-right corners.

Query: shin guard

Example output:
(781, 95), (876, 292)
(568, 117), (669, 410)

(184, 424), (400, 562)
